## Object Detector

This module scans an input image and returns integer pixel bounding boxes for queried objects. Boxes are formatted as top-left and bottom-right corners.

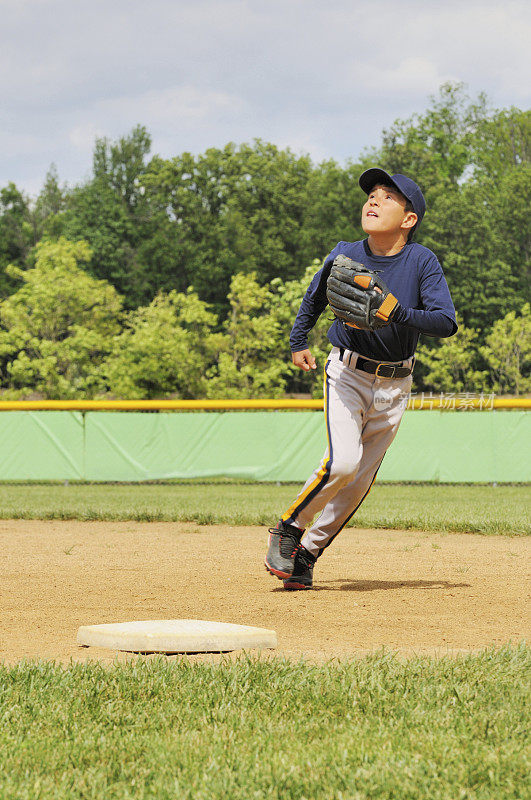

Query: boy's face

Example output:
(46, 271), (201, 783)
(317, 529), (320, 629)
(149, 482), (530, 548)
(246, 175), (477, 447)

(361, 184), (417, 237)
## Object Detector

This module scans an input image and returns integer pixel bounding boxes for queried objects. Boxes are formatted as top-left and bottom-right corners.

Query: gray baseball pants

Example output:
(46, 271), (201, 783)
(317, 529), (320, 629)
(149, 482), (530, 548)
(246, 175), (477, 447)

(282, 346), (413, 556)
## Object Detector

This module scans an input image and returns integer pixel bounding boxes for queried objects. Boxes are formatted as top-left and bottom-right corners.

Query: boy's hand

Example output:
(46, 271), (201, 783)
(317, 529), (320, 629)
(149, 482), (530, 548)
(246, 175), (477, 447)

(292, 349), (317, 371)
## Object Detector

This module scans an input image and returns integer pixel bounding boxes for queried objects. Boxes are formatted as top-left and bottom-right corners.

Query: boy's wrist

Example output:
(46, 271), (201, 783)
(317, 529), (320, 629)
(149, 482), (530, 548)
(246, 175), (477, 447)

(390, 303), (407, 324)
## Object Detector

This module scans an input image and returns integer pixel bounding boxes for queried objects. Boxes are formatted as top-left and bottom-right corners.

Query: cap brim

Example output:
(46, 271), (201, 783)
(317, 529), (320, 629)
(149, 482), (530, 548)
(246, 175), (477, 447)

(359, 168), (398, 195)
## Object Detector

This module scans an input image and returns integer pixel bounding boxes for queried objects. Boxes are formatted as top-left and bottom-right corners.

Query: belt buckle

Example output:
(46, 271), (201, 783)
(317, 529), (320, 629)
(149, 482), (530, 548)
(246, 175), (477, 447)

(375, 363), (396, 379)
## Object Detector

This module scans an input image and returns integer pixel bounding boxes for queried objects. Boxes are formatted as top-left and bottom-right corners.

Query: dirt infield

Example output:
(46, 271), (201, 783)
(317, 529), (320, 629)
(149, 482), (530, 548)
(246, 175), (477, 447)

(1, 520), (528, 664)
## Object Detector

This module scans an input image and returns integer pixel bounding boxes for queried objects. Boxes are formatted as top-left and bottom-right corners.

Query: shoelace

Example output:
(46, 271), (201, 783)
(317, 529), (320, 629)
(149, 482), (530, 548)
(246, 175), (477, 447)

(281, 532), (300, 558)
(269, 527), (300, 558)
(295, 545), (315, 570)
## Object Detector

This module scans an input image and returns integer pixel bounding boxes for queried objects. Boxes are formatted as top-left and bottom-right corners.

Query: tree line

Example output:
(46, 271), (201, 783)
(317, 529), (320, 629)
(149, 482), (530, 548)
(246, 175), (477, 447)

(0, 83), (529, 399)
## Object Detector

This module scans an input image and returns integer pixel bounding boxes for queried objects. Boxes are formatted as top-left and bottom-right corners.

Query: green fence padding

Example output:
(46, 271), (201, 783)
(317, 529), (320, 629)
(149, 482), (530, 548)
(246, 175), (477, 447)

(84, 412), (326, 481)
(377, 411), (530, 483)
(82, 410), (531, 483)
(0, 411), (84, 480)
(0, 410), (529, 482)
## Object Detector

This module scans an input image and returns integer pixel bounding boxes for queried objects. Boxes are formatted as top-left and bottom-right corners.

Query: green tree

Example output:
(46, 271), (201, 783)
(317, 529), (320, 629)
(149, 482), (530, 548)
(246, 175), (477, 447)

(369, 83), (488, 192)
(206, 272), (287, 398)
(52, 126), (153, 307)
(371, 86), (529, 337)
(103, 290), (221, 399)
(480, 304), (531, 395)
(420, 182), (520, 331)
(468, 107), (530, 300)
(143, 140), (328, 312)
(270, 261), (333, 398)
(92, 125), (151, 210)
(471, 107), (530, 180)
(33, 164), (66, 240)
(485, 162), (531, 295)
(298, 160), (365, 264)
(0, 238), (122, 398)
(1, 89), (525, 396)
(415, 320), (488, 393)
(0, 183), (34, 297)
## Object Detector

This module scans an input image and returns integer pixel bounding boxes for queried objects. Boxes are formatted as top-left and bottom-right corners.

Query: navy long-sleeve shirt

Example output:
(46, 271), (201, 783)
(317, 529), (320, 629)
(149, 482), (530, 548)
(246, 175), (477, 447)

(290, 239), (457, 362)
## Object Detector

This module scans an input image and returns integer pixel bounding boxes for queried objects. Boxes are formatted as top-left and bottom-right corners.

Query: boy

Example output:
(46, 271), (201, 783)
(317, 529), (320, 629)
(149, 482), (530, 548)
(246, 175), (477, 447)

(265, 168), (457, 589)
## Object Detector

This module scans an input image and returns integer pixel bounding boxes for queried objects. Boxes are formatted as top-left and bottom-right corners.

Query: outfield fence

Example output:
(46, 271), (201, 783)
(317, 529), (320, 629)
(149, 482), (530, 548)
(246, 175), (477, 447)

(0, 402), (529, 483)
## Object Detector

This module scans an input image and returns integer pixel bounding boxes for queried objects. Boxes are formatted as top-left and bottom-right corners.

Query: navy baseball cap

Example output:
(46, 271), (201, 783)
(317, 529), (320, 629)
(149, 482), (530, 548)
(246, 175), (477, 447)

(359, 168), (426, 235)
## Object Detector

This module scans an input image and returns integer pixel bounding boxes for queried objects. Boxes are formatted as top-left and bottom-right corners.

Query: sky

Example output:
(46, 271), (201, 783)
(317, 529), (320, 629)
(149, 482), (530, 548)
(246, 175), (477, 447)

(1, 0), (530, 197)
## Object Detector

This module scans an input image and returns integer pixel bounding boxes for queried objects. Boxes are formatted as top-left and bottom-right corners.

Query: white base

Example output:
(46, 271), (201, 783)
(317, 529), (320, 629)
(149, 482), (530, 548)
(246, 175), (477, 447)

(76, 619), (277, 653)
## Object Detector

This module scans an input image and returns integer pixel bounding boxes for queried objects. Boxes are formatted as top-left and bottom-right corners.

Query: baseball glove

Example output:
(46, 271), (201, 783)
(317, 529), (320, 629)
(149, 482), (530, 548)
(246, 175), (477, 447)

(326, 254), (400, 330)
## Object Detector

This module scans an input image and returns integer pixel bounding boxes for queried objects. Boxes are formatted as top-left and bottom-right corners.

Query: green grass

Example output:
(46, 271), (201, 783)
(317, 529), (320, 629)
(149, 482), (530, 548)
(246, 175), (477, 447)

(0, 646), (528, 799)
(0, 483), (529, 534)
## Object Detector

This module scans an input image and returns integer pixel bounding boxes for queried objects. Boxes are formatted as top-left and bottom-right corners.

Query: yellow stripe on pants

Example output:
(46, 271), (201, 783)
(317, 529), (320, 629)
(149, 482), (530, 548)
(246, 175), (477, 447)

(281, 362), (332, 523)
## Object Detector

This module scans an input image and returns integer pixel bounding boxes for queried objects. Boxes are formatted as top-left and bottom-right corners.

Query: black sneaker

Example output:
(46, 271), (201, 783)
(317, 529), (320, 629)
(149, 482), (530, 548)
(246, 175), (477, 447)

(283, 545), (316, 590)
(264, 520), (303, 579)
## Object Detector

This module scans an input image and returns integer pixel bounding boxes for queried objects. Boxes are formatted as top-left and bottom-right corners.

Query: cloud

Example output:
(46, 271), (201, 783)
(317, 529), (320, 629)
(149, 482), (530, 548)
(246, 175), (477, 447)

(93, 85), (243, 126)
(0, 0), (529, 192)
(349, 58), (455, 100)
(68, 124), (105, 153)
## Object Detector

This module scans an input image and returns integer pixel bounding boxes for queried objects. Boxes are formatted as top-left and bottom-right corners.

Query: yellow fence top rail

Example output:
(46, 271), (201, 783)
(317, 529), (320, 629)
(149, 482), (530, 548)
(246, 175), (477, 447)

(0, 397), (529, 411)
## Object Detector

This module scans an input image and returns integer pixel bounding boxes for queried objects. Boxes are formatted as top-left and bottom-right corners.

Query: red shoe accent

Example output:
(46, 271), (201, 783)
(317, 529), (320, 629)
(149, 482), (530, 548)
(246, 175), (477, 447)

(283, 581), (312, 590)
(264, 560), (291, 579)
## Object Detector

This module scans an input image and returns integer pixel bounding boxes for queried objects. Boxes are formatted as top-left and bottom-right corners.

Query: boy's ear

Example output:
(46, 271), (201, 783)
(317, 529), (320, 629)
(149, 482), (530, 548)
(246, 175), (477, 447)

(401, 212), (418, 231)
